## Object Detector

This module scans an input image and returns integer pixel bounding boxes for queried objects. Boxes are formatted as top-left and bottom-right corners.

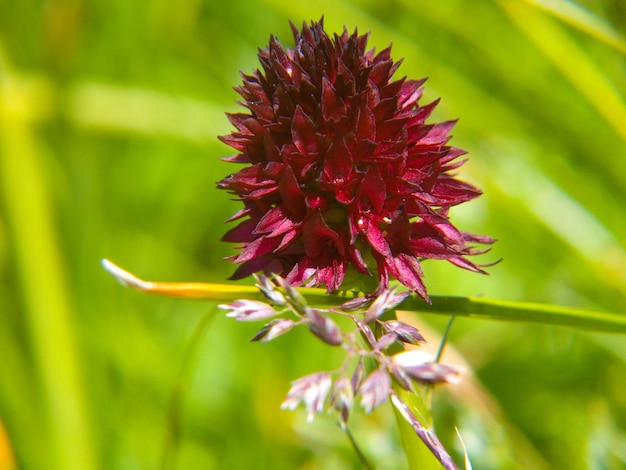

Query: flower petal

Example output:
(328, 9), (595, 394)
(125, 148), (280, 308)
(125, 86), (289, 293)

(291, 105), (319, 156)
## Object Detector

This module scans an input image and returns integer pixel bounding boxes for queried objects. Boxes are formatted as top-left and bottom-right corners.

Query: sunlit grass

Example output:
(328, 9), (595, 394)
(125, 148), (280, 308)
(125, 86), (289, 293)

(1, 0), (625, 468)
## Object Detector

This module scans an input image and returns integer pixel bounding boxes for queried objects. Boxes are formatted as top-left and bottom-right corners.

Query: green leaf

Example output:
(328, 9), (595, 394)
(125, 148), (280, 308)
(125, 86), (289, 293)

(520, 0), (626, 54)
(102, 260), (626, 334)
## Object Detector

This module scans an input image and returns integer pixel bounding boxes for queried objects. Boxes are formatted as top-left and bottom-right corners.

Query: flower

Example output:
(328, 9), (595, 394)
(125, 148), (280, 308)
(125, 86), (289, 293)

(281, 372), (332, 422)
(218, 19), (493, 300)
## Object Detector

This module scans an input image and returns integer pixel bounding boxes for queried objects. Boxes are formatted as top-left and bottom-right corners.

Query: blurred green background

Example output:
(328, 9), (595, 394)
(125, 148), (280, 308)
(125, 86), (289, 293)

(1, 0), (625, 468)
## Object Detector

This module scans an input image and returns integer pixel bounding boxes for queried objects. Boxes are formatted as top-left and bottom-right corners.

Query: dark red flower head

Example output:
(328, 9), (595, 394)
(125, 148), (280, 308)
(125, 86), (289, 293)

(218, 19), (493, 301)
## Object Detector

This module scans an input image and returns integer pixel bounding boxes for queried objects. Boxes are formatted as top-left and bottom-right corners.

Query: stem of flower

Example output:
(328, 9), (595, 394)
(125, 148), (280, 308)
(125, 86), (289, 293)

(101, 260), (626, 334)
(343, 425), (375, 470)
(435, 316), (456, 363)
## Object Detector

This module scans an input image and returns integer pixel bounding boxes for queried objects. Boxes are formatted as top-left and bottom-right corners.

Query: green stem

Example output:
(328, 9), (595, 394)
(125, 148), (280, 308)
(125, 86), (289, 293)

(435, 317), (456, 364)
(102, 261), (626, 335)
(343, 426), (375, 470)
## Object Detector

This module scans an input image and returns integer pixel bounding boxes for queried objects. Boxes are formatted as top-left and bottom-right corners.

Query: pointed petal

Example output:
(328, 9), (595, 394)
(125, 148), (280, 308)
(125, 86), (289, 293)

(291, 105), (319, 156)
(399, 78), (427, 108)
(357, 216), (390, 256)
(385, 253), (429, 302)
(322, 76), (347, 123)
(357, 166), (386, 214)
(278, 165), (307, 216)
(323, 139), (352, 186)
(303, 212), (345, 257)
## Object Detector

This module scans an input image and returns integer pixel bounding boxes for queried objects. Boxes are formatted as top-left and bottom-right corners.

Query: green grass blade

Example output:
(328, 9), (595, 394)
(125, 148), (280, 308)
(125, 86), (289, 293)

(0, 68), (97, 469)
(103, 260), (626, 334)
(499, 0), (626, 143)
(521, 0), (626, 54)
(410, 296), (626, 334)
(66, 82), (228, 142)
